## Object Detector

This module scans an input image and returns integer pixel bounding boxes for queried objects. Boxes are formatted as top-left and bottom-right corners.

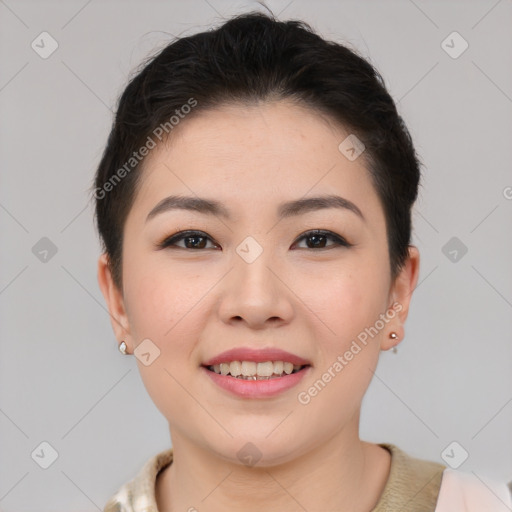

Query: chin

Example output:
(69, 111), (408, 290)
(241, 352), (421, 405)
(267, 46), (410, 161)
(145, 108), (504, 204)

(208, 434), (308, 468)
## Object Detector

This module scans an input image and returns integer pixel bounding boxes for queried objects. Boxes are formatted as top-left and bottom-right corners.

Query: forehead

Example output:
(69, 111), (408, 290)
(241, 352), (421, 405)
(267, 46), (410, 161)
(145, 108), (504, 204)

(128, 100), (384, 226)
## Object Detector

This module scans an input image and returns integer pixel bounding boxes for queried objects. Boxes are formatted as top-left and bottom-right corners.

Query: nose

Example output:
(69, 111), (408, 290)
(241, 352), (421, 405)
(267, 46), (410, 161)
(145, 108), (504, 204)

(217, 251), (295, 330)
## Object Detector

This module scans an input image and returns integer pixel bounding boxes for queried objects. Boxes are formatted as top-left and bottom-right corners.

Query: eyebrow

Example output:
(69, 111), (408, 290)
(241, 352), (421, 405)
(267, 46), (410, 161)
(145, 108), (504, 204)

(145, 194), (365, 223)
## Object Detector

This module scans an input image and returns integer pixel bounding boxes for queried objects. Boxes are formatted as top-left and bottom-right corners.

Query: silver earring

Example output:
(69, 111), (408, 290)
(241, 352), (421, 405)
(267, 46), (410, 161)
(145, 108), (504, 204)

(119, 341), (128, 355)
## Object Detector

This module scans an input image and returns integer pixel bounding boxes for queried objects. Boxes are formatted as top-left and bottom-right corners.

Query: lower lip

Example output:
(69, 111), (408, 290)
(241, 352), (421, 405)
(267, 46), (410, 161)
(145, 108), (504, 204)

(201, 366), (311, 398)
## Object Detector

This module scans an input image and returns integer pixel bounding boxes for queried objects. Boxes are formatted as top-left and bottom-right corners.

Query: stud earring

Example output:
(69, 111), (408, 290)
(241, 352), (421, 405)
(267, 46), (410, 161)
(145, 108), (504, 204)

(389, 332), (398, 353)
(119, 341), (128, 355)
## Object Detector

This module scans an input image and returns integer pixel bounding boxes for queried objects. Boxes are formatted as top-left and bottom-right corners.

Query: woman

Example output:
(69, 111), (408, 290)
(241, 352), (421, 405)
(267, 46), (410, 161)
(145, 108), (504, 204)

(93, 11), (511, 512)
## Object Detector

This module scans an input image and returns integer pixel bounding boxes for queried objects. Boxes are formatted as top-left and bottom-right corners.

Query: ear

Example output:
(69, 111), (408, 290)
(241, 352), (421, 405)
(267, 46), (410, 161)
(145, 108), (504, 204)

(381, 245), (420, 351)
(97, 253), (132, 352)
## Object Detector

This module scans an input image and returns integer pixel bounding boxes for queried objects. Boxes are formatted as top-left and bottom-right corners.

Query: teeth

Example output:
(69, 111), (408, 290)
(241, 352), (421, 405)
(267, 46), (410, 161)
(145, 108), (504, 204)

(257, 361), (274, 377)
(241, 361), (257, 376)
(229, 361), (242, 377)
(207, 360), (306, 379)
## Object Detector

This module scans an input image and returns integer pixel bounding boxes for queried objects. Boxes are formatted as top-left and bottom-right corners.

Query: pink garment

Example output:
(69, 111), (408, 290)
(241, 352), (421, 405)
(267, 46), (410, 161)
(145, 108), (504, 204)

(435, 469), (512, 511)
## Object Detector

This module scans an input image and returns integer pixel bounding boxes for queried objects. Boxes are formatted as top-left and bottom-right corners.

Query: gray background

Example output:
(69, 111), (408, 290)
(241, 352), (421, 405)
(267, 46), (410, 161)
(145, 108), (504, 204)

(1, 0), (511, 509)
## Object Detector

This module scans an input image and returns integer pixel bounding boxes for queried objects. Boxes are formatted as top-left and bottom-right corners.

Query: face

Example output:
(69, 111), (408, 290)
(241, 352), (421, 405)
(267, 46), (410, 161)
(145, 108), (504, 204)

(99, 100), (419, 466)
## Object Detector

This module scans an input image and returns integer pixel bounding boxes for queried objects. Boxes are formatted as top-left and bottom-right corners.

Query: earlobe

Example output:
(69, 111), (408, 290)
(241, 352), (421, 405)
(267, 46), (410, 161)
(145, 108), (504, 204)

(381, 245), (420, 351)
(381, 331), (400, 352)
(97, 253), (131, 348)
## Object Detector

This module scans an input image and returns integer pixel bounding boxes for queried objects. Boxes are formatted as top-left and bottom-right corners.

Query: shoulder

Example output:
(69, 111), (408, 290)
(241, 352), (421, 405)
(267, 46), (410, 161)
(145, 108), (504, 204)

(436, 468), (512, 512)
(103, 448), (174, 512)
(373, 443), (446, 511)
(375, 444), (512, 512)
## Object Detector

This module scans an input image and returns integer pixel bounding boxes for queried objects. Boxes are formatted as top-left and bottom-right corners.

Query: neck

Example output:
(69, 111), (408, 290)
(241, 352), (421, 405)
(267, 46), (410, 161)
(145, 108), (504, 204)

(156, 422), (391, 512)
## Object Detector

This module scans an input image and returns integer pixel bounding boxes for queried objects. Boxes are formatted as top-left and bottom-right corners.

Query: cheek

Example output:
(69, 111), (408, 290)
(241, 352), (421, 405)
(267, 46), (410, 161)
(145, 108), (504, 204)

(124, 255), (203, 343)
(293, 268), (387, 421)
(124, 268), (206, 421)
(300, 257), (389, 343)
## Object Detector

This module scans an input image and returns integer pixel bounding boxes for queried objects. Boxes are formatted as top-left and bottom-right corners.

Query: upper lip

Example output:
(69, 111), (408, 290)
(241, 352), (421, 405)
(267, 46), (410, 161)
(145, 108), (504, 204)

(202, 347), (311, 367)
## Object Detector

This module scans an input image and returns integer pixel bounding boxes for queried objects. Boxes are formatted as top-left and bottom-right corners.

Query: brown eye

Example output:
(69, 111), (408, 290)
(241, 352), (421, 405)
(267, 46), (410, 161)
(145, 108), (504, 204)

(158, 231), (218, 250)
(293, 230), (351, 250)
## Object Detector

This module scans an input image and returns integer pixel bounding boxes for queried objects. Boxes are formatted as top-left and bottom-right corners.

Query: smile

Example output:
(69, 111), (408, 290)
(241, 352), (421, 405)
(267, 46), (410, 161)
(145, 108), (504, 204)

(206, 360), (308, 380)
(202, 362), (311, 398)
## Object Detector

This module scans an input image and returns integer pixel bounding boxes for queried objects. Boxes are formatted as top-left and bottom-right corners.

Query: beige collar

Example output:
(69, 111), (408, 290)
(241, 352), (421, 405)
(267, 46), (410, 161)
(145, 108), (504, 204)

(103, 444), (446, 512)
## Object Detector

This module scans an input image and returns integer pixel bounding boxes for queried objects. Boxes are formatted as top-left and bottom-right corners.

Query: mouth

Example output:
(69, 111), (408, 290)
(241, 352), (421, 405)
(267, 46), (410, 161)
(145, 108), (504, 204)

(203, 361), (311, 380)
(201, 347), (312, 397)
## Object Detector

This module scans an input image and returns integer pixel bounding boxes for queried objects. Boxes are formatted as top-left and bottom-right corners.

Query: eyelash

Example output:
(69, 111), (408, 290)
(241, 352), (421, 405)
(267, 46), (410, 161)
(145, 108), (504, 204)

(156, 229), (352, 251)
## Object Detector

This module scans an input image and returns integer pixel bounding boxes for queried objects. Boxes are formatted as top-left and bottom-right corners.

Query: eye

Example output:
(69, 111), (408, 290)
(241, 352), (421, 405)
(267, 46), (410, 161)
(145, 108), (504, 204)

(157, 229), (351, 251)
(292, 230), (351, 250)
(157, 230), (219, 250)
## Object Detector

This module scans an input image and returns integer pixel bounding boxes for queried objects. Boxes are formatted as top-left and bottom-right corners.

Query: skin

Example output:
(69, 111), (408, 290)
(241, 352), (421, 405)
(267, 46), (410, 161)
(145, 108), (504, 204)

(98, 99), (420, 511)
